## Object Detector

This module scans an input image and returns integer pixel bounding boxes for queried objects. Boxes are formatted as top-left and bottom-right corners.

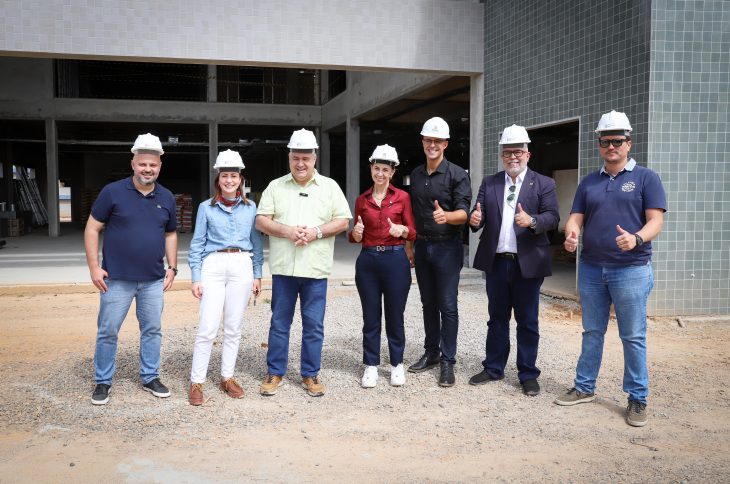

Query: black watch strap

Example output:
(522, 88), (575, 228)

(634, 234), (644, 248)
(168, 266), (178, 276)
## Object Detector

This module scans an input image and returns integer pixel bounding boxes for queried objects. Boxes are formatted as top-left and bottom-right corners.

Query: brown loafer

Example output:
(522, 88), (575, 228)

(189, 383), (204, 406)
(219, 377), (245, 399)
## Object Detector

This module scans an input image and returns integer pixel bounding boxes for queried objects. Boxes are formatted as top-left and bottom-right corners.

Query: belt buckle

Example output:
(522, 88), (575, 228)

(376, 245), (386, 252)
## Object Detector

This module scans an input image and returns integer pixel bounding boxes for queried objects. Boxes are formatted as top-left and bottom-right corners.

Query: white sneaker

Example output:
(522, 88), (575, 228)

(390, 364), (406, 386)
(361, 366), (378, 388)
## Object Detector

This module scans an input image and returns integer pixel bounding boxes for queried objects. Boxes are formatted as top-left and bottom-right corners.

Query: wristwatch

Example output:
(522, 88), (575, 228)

(315, 226), (324, 239)
(167, 266), (178, 276)
(633, 233), (644, 249)
(529, 217), (537, 229)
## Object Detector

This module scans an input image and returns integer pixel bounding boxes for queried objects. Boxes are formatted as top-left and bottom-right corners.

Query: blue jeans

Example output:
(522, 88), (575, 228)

(355, 247), (411, 366)
(484, 257), (543, 382)
(94, 278), (164, 385)
(414, 237), (463, 363)
(267, 275), (328, 377)
(575, 261), (654, 403)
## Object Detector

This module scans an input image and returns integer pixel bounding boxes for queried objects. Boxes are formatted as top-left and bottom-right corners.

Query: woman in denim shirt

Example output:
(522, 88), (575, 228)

(187, 150), (264, 405)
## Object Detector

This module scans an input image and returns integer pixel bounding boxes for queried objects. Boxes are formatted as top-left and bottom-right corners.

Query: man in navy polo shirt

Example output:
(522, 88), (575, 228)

(554, 111), (666, 427)
(84, 133), (178, 405)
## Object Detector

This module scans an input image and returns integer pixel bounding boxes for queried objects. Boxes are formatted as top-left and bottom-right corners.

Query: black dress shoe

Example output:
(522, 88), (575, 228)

(408, 353), (440, 373)
(521, 378), (540, 396)
(438, 362), (455, 387)
(468, 369), (504, 386)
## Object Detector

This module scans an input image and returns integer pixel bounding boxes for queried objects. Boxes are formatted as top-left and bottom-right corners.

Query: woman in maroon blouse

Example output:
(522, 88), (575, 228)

(349, 144), (417, 388)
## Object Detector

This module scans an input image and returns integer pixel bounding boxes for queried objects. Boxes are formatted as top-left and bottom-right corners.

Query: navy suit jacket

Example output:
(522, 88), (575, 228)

(471, 169), (559, 278)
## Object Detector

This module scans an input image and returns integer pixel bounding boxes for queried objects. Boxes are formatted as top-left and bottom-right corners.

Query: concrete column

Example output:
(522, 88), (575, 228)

(45, 118), (59, 237)
(208, 121), (218, 196)
(319, 130), (331, 177)
(345, 116), (359, 213)
(468, 74), (484, 268)
(2, 142), (13, 206)
(207, 65), (217, 102)
(319, 69), (329, 104)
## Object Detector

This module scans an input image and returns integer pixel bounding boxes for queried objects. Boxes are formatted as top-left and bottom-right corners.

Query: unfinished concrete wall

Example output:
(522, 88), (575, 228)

(0, 57), (53, 102)
(0, 0), (483, 74)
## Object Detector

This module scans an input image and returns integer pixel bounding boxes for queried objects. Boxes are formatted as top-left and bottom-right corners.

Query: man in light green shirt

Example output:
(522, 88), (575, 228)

(256, 129), (351, 397)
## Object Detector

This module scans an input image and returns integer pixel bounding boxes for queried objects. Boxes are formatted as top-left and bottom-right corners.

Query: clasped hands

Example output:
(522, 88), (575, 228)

(287, 225), (317, 246)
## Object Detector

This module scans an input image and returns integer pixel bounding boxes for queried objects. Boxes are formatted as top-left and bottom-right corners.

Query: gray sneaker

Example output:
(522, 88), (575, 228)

(626, 400), (648, 427)
(554, 387), (596, 406)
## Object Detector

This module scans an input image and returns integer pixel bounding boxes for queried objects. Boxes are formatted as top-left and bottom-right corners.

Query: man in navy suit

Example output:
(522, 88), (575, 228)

(468, 124), (559, 396)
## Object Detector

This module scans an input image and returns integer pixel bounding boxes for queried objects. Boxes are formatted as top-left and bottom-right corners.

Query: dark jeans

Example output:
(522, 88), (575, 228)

(355, 246), (411, 366)
(483, 256), (543, 382)
(414, 237), (463, 363)
(266, 275), (328, 377)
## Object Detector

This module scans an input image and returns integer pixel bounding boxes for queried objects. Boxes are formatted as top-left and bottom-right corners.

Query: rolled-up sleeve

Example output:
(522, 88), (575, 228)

(452, 170), (472, 213)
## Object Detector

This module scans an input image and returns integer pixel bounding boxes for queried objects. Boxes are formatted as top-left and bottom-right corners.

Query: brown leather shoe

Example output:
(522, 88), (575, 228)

(301, 376), (325, 397)
(259, 374), (283, 396)
(189, 383), (204, 406)
(219, 377), (245, 399)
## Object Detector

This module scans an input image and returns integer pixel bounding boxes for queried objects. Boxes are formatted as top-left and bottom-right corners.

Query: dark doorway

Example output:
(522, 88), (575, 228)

(527, 120), (579, 297)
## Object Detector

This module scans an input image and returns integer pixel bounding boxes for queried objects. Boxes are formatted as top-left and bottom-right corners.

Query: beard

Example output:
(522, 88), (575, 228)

(134, 174), (157, 186)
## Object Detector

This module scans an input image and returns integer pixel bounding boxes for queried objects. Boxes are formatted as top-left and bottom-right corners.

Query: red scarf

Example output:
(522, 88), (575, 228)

(216, 191), (242, 207)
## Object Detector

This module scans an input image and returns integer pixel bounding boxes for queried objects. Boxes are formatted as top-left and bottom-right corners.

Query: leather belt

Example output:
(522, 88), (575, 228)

(363, 245), (405, 252)
(217, 248), (250, 253)
(495, 252), (518, 259)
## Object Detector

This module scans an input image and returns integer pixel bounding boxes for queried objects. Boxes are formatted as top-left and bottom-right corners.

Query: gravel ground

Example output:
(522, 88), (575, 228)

(1, 283), (729, 482)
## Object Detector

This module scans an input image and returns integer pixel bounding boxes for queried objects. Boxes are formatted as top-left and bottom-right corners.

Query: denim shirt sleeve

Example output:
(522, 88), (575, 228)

(188, 202), (209, 283)
(249, 202), (264, 279)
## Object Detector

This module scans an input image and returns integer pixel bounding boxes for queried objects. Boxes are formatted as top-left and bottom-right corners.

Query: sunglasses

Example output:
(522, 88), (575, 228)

(507, 185), (516, 205)
(598, 138), (628, 148)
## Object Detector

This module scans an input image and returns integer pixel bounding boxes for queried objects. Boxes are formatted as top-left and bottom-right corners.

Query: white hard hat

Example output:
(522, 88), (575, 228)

(499, 124), (531, 145)
(287, 129), (319, 150)
(595, 110), (633, 134)
(131, 133), (164, 155)
(368, 144), (400, 166)
(213, 149), (245, 171)
(420, 117), (450, 139)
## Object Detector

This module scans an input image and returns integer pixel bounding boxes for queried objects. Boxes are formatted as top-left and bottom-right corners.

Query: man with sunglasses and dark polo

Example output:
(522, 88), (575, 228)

(468, 124), (559, 397)
(555, 110), (666, 428)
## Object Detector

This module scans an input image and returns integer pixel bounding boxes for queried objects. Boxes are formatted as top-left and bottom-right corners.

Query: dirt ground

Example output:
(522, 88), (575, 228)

(0, 284), (729, 483)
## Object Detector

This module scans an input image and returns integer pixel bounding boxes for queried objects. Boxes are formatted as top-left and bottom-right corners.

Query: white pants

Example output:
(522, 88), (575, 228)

(190, 252), (254, 383)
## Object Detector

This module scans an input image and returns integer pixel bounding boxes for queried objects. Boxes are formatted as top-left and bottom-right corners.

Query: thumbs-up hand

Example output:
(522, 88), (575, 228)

(387, 217), (406, 238)
(432, 200), (447, 225)
(514, 202), (533, 228)
(564, 229), (579, 253)
(469, 202), (482, 227)
(615, 224), (635, 251)
(352, 215), (365, 241)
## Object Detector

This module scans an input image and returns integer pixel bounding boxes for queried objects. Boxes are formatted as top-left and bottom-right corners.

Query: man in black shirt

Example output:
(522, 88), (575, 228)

(407, 117), (472, 386)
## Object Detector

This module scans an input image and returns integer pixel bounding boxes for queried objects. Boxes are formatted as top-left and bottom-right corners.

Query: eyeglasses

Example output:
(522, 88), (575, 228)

(506, 185), (516, 206)
(598, 138), (628, 148)
(422, 138), (446, 146)
(501, 150), (525, 159)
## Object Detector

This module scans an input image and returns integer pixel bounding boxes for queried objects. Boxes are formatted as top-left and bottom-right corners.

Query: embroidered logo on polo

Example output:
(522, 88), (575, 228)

(621, 181), (636, 193)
